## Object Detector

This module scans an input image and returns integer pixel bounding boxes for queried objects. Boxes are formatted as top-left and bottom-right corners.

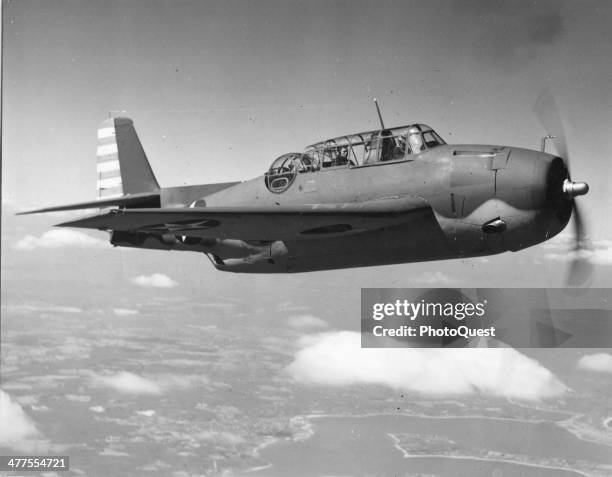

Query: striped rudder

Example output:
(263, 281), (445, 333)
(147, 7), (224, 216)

(96, 117), (160, 200)
(97, 119), (122, 198)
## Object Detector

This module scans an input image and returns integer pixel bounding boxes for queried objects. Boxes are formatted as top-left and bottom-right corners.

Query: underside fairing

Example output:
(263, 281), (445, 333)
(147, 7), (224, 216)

(212, 209), (492, 273)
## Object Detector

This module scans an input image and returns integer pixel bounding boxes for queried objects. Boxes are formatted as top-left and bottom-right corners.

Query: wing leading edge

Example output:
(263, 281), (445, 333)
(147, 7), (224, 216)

(56, 196), (431, 241)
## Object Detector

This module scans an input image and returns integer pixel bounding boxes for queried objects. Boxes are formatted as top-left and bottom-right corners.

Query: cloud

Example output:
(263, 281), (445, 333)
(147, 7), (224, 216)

(15, 395), (39, 406)
(414, 271), (452, 286)
(157, 374), (210, 390)
(113, 308), (139, 316)
(130, 274), (177, 288)
(5, 304), (83, 314)
(15, 229), (107, 250)
(99, 448), (130, 457)
(94, 372), (162, 395)
(577, 353), (612, 374)
(287, 315), (329, 330)
(0, 389), (49, 452)
(92, 371), (204, 395)
(286, 331), (566, 401)
(544, 238), (612, 265)
(89, 406), (105, 413)
(64, 394), (91, 403)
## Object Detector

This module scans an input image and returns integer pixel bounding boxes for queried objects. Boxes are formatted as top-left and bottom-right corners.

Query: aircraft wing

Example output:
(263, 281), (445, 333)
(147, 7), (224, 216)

(56, 196), (431, 241)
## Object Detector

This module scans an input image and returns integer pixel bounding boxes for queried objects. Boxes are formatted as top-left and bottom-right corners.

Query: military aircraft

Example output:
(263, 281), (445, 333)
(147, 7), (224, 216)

(20, 96), (590, 278)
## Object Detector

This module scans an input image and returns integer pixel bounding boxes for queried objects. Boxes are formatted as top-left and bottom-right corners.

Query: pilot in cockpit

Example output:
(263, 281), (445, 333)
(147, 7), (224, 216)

(408, 128), (424, 154)
(336, 146), (350, 166)
(393, 133), (407, 159)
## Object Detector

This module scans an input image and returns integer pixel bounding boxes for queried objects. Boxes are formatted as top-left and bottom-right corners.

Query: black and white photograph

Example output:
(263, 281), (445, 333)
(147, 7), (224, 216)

(2, 0), (612, 475)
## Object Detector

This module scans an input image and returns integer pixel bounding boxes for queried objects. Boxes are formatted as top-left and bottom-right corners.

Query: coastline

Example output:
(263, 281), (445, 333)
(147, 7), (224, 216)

(387, 432), (593, 477)
(242, 411), (609, 476)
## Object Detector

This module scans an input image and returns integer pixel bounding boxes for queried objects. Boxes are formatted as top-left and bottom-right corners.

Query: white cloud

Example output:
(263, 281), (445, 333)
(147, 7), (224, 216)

(99, 448), (130, 457)
(64, 394), (91, 403)
(130, 274), (177, 288)
(15, 229), (107, 250)
(89, 406), (105, 413)
(544, 237), (612, 265)
(287, 315), (329, 330)
(414, 271), (452, 285)
(113, 308), (139, 316)
(286, 331), (566, 401)
(0, 389), (49, 452)
(15, 395), (39, 406)
(5, 304), (82, 314)
(94, 372), (162, 395)
(156, 374), (209, 389)
(136, 410), (156, 417)
(577, 353), (612, 374)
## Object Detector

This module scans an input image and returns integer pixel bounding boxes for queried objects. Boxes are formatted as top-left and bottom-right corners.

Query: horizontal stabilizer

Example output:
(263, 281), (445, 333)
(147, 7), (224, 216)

(17, 192), (161, 215)
(55, 196), (431, 241)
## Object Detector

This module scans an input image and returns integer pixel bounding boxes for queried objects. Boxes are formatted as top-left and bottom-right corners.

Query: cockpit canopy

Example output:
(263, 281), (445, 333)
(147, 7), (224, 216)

(265, 152), (317, 193)
(305, 124), (445, 167)
(264, 124), (445, 193)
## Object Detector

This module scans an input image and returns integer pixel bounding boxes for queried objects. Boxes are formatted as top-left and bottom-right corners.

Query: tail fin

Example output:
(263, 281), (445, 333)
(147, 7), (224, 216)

(97, 117), (160, 198)
(18, 117), (161, 215)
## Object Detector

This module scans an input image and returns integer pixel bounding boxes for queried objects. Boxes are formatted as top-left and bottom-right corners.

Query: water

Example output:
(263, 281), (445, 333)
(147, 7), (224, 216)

(250, 414), (611, 476)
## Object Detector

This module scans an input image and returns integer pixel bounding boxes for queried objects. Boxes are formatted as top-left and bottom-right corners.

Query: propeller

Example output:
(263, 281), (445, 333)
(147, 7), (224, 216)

(534, 89), (592, 286)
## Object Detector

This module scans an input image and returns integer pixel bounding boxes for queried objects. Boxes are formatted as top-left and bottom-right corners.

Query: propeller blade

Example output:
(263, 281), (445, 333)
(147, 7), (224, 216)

(534, 90), (591, 285)
(534, 89), (569, 163)
(566, 201), (593, 286)
(573, 200), (585, 244)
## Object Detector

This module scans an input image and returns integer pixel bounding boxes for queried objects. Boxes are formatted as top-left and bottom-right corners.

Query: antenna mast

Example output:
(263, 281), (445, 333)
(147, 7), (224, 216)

(373, 98), (385, 129)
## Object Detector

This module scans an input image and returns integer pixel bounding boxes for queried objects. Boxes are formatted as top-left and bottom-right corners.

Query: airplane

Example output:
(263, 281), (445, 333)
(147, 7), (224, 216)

(20, 96), (590, 278)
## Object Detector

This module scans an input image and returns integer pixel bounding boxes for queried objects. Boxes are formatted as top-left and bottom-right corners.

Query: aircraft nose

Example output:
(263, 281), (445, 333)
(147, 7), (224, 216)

(563, 179), (589, 198)
(540, 155), (587, 237)
(540, 155), (589, 204)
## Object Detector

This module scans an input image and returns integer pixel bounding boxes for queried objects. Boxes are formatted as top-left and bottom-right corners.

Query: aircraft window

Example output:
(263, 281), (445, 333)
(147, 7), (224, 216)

(298, 154), (317, 172)
(380, 130), (396, 161)
(310, 140), (359, 169)
(303, 124), (445, 167)
(365, 130), (406, 163)
(350, 134), (371, 165)
(391, 133), (408, 160)
(265, 153), (317, 193)
(423, 131), (444, 149)
(321, 149), (335, 168)
(321, 145), (355, 168)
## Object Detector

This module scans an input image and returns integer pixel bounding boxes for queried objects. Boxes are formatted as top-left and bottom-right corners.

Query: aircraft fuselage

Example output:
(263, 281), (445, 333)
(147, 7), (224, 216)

(113, 144), (572, 273)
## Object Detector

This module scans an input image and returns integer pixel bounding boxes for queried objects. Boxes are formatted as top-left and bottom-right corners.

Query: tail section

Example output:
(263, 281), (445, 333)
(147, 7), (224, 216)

(18, 116), (242, 216)
(97, 117), (160, 198)
(19, 117), (161, 215)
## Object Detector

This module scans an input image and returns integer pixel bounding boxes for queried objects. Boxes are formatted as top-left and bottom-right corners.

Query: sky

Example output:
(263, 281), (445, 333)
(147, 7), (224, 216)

(2, 2), (612, 472)
(2, 0), (612, 295)
(2, 1), (612, 309)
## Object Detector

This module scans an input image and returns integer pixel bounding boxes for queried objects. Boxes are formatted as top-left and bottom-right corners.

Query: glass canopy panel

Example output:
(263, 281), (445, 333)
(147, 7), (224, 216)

(304, 124), (445, 165)
(265, 153), (318, 193)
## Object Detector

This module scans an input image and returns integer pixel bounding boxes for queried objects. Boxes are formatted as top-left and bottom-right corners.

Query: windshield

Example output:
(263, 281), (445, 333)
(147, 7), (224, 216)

(265, 153), (317, 193)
